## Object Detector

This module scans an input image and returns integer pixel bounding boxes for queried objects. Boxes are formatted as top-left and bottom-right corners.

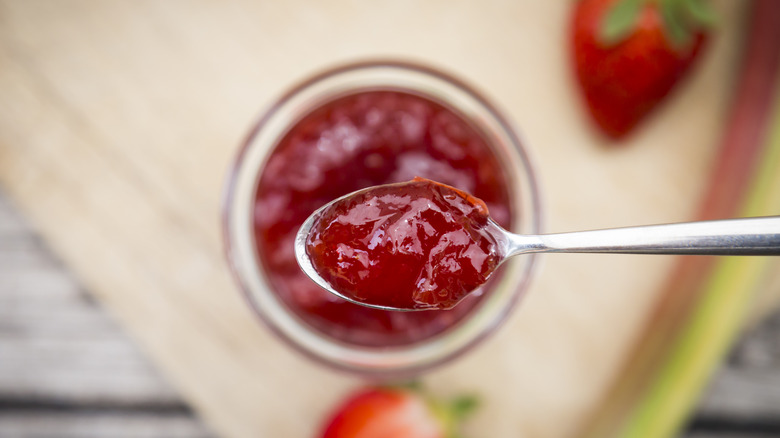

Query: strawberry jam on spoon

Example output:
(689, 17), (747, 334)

(301, 177), (501, 311)
(297, 179), (780, 311)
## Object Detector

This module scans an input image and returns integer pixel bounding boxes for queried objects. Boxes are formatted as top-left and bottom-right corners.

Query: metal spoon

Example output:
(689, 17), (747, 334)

(295, 188), (780, 312)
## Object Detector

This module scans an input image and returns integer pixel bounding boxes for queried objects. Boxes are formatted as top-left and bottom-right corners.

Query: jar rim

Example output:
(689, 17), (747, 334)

(222, 60), (543, 377)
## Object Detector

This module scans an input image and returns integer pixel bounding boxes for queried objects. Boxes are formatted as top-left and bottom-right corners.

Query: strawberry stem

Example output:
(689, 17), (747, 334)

(599, 0), (715, 48)
(449, 395), (479, 418)
(437, 394), (479, 438)
(682, 0), (718, 27)
(599, 0), (644, 45)
(661, 0), (694, 47)
(383, 382), (479, 438)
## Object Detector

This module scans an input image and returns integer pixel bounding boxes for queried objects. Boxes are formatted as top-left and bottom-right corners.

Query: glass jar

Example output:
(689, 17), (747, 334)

(222, 60), (541, 378)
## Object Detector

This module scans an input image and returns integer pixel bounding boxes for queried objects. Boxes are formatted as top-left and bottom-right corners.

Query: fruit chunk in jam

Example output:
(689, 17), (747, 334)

(253, 90), (511, 346)
(306, 178), (502, 310)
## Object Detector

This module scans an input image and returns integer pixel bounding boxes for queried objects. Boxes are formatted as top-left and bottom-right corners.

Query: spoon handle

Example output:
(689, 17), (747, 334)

(506, 216), (780, 257)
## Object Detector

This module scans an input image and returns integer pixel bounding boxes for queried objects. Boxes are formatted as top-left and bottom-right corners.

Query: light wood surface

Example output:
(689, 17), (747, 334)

(0, 1), (775, 437)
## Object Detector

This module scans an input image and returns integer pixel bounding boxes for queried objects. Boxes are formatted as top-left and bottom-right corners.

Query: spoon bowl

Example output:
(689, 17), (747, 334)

(294, 185), (425, 312)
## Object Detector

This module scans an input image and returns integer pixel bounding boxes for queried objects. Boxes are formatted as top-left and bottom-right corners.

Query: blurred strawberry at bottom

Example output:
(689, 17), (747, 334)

(319, 386), (476, 438)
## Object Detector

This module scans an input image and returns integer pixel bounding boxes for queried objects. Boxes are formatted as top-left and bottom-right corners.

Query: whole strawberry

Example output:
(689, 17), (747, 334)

(571, 0), (715, 140)
(319, 385), (476, 438)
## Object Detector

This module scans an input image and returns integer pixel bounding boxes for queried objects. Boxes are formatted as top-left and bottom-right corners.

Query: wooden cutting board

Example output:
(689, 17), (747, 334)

(0, 1), (764, 437)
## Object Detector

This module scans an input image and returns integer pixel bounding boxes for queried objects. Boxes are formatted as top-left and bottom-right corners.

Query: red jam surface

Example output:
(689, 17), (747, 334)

(306, 178), (502, 310)
(253, 90), (512, 346)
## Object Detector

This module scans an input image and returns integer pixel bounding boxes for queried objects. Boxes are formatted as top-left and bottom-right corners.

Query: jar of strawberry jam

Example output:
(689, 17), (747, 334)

(223, 61), (541, 376)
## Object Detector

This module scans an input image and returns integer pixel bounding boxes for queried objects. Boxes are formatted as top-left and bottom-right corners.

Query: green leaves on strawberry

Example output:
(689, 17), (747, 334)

(319, 385), (477, 438)
(571, 0), (714, 140)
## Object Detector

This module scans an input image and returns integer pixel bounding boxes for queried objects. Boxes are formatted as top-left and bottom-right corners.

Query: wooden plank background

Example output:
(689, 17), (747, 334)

(0, 193), (214, 437)
(1, 1), (778, 437)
